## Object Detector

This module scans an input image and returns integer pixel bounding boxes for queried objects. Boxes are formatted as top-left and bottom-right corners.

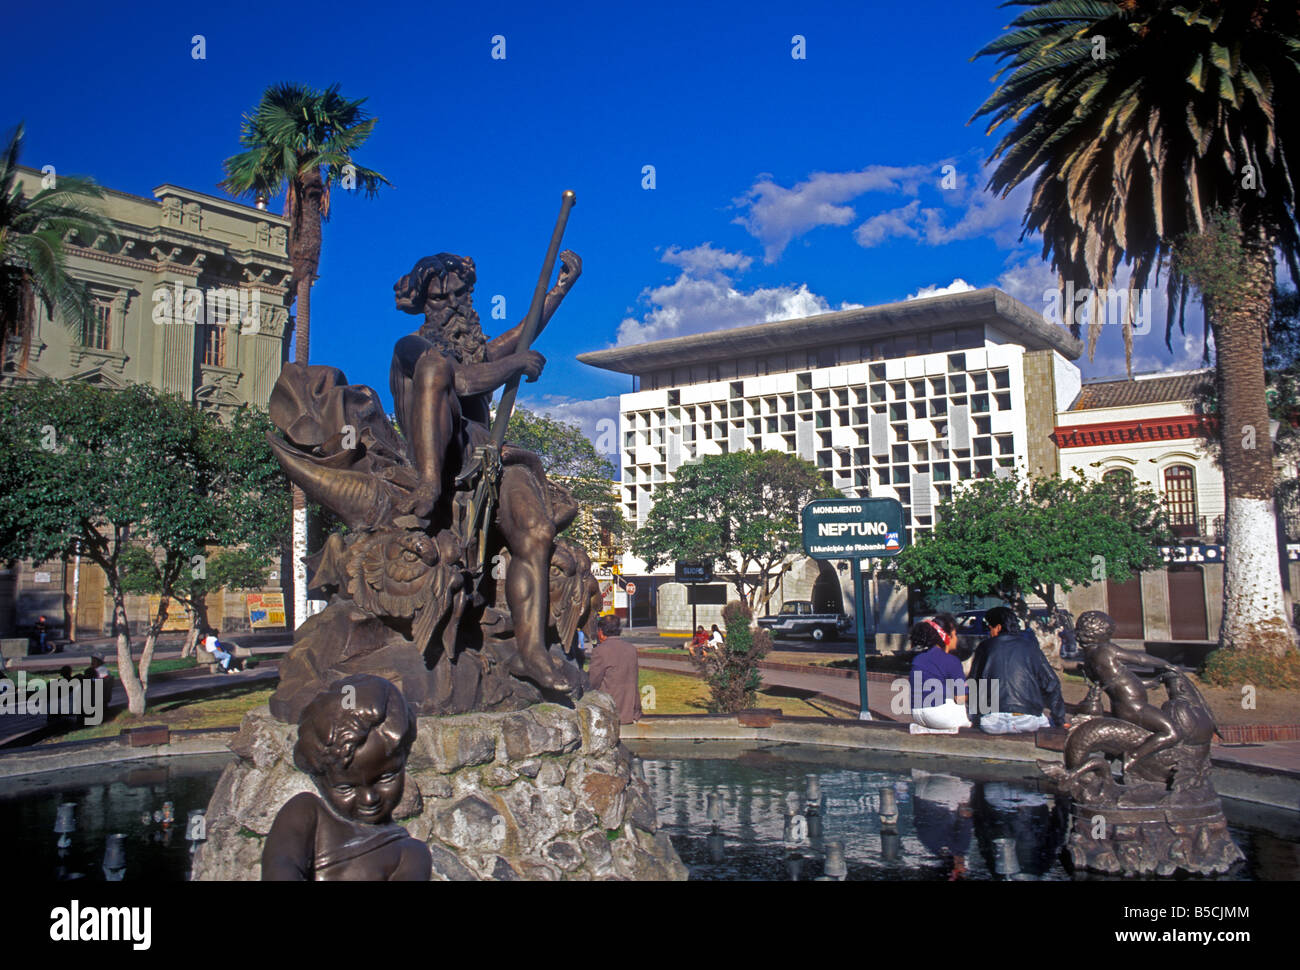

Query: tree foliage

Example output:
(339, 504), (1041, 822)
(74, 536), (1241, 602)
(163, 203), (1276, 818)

(693, 600), (771, 713)
(0, 381), (287, 711)
(972, 0), (1300, 366)
(219, 82), (390, 290)
(972, 0), (1300, 654)
(0, 121), (118, 373)
(632, 450), (838, 610)
(890, 469), (1171, 617)
(505, 406), (622, 559)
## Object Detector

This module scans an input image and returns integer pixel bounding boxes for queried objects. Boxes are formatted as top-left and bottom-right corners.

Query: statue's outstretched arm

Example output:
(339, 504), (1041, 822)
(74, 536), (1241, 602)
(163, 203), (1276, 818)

(1116, 646), (1176, 671)
(487, 250), (581, 361)
(454, 353), (545, 397)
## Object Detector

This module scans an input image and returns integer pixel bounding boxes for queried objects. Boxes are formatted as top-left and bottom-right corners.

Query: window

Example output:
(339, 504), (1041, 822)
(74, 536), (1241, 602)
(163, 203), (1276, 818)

(82, 301), (112, 350)
(202, 324), (227, 366)
(1163, 464), (1198, 531)
(1102, 468), (1132, 486)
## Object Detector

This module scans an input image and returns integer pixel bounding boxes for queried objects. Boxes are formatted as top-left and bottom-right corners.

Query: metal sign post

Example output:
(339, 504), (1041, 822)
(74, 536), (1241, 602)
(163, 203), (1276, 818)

(801, 497), (907, 720)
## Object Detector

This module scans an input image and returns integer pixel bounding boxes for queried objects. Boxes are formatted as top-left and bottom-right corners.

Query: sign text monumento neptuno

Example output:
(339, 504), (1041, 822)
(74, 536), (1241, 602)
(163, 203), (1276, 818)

(801, 498), (907, 559)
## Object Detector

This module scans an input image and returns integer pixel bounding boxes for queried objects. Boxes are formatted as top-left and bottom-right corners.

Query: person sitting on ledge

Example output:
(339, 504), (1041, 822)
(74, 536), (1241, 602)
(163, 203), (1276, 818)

(908, 613), (971, 734)
(588, 614), (642, 725)
(263, 674), (432, 881)
(969, 606), (1068, 735)
(686, 625), (709, 659)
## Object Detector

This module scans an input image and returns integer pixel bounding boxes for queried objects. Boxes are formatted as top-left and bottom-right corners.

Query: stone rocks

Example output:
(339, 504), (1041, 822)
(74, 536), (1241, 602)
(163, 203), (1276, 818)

(192, 691), (687, 882)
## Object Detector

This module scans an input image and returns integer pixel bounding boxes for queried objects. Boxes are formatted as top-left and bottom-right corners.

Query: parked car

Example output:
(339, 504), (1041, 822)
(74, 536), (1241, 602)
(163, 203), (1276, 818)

(951, 608), (1079, 659)
(757, 601), (852, 641)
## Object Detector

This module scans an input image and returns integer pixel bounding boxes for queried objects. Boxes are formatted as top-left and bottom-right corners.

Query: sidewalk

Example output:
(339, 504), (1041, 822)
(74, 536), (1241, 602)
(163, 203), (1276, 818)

(0, 649), (288, 748)
(3, 630), (294, 672)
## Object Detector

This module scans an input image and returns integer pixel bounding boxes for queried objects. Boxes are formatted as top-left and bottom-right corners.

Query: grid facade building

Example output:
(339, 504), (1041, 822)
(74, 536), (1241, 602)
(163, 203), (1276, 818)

(579, 288), (1084, 633)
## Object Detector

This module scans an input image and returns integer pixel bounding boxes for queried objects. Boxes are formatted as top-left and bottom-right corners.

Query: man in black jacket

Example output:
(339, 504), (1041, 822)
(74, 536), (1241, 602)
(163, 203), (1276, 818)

(969, 606), (1068, 734)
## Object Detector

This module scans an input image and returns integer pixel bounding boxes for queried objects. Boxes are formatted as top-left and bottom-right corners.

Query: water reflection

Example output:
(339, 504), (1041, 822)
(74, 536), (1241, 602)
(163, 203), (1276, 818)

(631, 741), (1287, 882)
(0, 753), (232, 882)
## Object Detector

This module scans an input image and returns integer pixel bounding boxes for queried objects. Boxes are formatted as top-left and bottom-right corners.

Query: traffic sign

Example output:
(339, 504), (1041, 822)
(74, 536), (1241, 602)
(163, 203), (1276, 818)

(801, 497), (907, 559)
(625, 582), (637, 597)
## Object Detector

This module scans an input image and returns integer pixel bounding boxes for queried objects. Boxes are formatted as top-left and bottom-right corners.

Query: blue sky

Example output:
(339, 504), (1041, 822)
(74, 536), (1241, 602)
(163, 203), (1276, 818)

(6, 0), (1212, 451)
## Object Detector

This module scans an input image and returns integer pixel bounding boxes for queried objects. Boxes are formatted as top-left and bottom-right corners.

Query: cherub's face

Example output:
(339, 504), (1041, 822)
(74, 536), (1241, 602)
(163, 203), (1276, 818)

(320, 729), (406, 824)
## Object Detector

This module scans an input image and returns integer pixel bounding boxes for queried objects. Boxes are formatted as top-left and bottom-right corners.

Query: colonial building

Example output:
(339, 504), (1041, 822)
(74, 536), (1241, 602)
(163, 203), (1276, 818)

(1053, 369), (1298, 646)
(578, 287), (1084, 637)
(0, 169), (295, 640)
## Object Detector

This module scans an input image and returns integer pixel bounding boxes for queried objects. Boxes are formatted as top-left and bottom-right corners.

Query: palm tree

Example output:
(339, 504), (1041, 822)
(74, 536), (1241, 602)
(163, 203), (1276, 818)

(0, 122), (117, 374)
(220, 83), (390, 628)
(971, 0), (1300, 657)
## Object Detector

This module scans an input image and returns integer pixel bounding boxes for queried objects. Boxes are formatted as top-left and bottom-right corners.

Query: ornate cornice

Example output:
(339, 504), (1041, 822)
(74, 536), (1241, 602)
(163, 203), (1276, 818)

(1051, 415), (1208, 449)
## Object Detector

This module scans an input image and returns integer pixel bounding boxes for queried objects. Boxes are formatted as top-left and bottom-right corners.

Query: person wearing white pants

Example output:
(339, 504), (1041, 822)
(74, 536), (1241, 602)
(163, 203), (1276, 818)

(907, 614), (973, 735)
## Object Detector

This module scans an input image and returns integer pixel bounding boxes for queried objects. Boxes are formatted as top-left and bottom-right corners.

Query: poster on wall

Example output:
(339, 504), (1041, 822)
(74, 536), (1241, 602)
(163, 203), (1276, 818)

(246, 592), (287, 629)
(147, 596), (192, 632)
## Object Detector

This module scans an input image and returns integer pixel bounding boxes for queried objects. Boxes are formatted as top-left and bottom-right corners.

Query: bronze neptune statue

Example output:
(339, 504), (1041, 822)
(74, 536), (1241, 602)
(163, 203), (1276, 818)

(265, 193), (598, 721)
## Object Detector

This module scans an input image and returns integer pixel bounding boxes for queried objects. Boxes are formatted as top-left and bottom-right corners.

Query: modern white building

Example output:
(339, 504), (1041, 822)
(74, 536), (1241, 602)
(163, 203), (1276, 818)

(578, 287), (1084, 636)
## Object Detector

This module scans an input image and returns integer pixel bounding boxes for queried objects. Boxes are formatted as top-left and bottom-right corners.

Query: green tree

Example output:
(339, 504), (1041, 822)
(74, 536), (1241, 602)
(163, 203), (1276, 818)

(891, 470), (1170, 641)
(0, 122), (117, 374)
(121, 542), (276, 659)
(693, 600), (772, 713)
(219, 83), (390, 628)
(0, 382), (288, 713)
(504, 406), (622, 559)
(632, 450), (838, 611)
(972, 0), (1300, 655)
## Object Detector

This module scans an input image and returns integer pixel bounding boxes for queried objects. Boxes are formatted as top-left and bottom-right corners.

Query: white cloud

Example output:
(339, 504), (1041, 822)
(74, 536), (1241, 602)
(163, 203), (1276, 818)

(854, 201), (921, 248)
(615, 272), (850, 347)
(918, 179), (1032, 248)
(660, 242), (753, 278)
(991, 254), (1212, 378)
(731, 159), (1035, 260)
(995, 258), (1058, 308)
(733, 165), (931, 262)
(906, 278), (978, 301)
(514, 393), (622, 462)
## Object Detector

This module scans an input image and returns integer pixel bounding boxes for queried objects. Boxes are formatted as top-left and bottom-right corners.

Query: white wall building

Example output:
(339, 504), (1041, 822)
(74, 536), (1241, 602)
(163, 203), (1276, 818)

(578, 287), (1084, 636)
(1054, 369), (1243, 646)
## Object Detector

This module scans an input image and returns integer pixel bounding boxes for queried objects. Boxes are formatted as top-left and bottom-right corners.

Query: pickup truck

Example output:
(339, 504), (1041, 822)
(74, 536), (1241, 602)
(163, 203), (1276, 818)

(756, 601), (851, 641)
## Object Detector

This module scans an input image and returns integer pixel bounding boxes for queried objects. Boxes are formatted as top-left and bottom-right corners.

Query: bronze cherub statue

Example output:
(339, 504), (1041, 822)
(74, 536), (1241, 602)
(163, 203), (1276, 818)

(263, 674), (432, 881)
(1038, 611), (1242, 876)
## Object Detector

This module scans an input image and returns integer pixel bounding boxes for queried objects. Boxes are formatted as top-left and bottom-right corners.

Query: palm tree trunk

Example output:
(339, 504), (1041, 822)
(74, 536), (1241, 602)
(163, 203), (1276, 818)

(1215, 226), (1297, 656)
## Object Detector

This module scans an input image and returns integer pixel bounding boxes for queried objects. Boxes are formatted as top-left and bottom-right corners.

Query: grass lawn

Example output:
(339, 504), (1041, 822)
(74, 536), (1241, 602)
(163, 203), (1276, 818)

(41, 683), (274, 745)
(638, 668), (836, 718)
